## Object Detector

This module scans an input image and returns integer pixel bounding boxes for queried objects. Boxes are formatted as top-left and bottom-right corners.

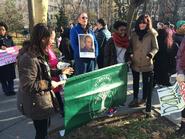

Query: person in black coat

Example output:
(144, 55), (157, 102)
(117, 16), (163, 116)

(173, 20), (185, 47)
(95, 18), (111, 69)
(0, 22), (16, 96)
(154, 28), (178, 86)
(59, 27), (74, 64)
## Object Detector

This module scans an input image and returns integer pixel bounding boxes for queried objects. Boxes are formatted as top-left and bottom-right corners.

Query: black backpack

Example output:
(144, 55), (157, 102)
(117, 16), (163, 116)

(59, 37), (74, 62)
(103, 37), (117, 67)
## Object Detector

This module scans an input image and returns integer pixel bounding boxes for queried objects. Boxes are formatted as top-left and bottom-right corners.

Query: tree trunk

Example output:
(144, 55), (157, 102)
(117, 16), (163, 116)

(108, 0), (113, 26)
(142, 1), (147, 14)
(127, 0), (147, 35)
(33, 0), (48, 24)
(173, 0), (180, 22)
(97, 0), (100, 19)
(127, 4), (137, 35)
(27, 0), (48, 30)
(27, 0), (34, 31)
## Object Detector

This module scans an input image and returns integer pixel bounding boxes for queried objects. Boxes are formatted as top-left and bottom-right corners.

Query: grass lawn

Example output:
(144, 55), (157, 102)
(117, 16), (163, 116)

(49, 111), (183, 139)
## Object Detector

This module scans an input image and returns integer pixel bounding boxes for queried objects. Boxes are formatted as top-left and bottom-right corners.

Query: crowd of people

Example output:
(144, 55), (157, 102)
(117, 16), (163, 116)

(0, 12), (185, 138)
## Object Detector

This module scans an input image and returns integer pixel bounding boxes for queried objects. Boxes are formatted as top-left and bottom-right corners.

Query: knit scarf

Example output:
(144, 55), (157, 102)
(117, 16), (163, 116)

(112, 32), (129, 48)
(136, 29), (148, 41)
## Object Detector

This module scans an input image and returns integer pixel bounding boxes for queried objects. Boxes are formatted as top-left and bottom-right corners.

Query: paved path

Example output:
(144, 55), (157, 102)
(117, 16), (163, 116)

(0, 79), (63, 139)
(0, 71), (181, 139)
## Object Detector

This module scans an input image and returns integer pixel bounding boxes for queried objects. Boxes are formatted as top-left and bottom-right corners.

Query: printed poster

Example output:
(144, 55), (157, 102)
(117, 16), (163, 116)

(157, 82), (185, 116)
(78, 34), (95, 58)
(0, 46), (19, 66)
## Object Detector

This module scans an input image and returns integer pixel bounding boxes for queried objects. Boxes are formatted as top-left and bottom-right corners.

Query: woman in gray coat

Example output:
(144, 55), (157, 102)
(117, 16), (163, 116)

(17, 23), (62, 139)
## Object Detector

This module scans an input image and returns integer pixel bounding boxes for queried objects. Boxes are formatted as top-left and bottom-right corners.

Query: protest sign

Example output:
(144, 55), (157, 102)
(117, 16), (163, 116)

(78, 34), (95, 58)
(0, 46), (18, 66)
(157, 82), (185, 116)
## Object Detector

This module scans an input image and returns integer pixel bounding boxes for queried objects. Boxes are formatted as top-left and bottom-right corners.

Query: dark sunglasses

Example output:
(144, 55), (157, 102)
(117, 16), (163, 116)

(81, 16), (88, 20)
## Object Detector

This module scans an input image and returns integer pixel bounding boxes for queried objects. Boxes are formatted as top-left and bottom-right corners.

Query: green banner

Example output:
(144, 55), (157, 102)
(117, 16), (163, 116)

(63, 63), (128, 134)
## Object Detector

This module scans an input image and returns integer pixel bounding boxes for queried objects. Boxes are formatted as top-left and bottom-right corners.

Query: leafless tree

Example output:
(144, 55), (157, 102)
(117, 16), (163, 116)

(27, 0), (34, 30)
(127, 0), (148, 33)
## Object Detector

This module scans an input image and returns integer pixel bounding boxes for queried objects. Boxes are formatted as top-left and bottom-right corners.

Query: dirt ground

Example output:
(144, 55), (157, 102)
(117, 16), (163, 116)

(49, 111), (184, 139)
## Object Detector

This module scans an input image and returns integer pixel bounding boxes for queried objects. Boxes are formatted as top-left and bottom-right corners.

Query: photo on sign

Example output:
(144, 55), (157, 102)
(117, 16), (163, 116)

(78, 34), (95, 58)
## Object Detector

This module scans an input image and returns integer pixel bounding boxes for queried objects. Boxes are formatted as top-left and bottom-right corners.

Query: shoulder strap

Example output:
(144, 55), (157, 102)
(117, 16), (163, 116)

(100, 30), (107, 48)
(117, 48), (124, 57)
(100, 36), (106, 48)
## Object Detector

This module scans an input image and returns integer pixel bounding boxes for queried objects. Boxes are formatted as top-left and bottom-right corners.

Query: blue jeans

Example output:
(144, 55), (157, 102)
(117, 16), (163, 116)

(74, 58), (96, 75)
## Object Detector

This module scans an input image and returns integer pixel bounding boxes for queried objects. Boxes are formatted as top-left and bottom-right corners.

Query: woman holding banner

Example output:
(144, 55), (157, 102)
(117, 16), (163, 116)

(47, 27), (74, 117)
(0, 22), (16, 96)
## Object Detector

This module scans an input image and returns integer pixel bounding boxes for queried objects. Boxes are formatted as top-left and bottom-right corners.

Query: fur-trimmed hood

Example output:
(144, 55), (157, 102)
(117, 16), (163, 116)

(148, 28), (158, 37)
(131, 28), (158, 38)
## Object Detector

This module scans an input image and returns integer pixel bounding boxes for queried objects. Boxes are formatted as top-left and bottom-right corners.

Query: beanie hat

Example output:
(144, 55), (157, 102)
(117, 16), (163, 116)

(176, 20), (185, 29)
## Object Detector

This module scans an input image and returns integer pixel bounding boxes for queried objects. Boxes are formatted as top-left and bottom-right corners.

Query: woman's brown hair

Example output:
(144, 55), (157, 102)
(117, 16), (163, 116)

(135, 14), (152, 32)
(135, 14), (152, 41)
(29, 23), (50, 57)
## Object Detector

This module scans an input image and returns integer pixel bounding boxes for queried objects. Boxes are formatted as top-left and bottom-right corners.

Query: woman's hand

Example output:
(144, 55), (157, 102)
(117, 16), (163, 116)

(146, 53), (153, 59)
(62, 67), (74, 75)
(51, 80), (66, 89)
(1, 46), (7, 50)
(51, 81), (58, 89)
(176, 74), (185, 83)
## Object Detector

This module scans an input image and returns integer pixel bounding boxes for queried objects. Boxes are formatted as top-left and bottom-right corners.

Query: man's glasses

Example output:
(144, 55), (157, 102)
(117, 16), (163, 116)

(81, 16), (88, 20)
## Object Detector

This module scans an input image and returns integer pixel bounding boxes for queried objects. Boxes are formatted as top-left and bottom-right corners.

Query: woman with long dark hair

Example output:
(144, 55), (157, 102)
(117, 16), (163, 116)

(17, 23), (63, 139)
(127, 14), (159, 117)
(154, 28), (178, 86)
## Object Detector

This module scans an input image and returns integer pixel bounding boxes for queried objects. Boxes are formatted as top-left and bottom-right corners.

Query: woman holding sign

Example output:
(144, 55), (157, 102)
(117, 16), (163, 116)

(0, 22), (16, 96)
(70, 12), (98, 75)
